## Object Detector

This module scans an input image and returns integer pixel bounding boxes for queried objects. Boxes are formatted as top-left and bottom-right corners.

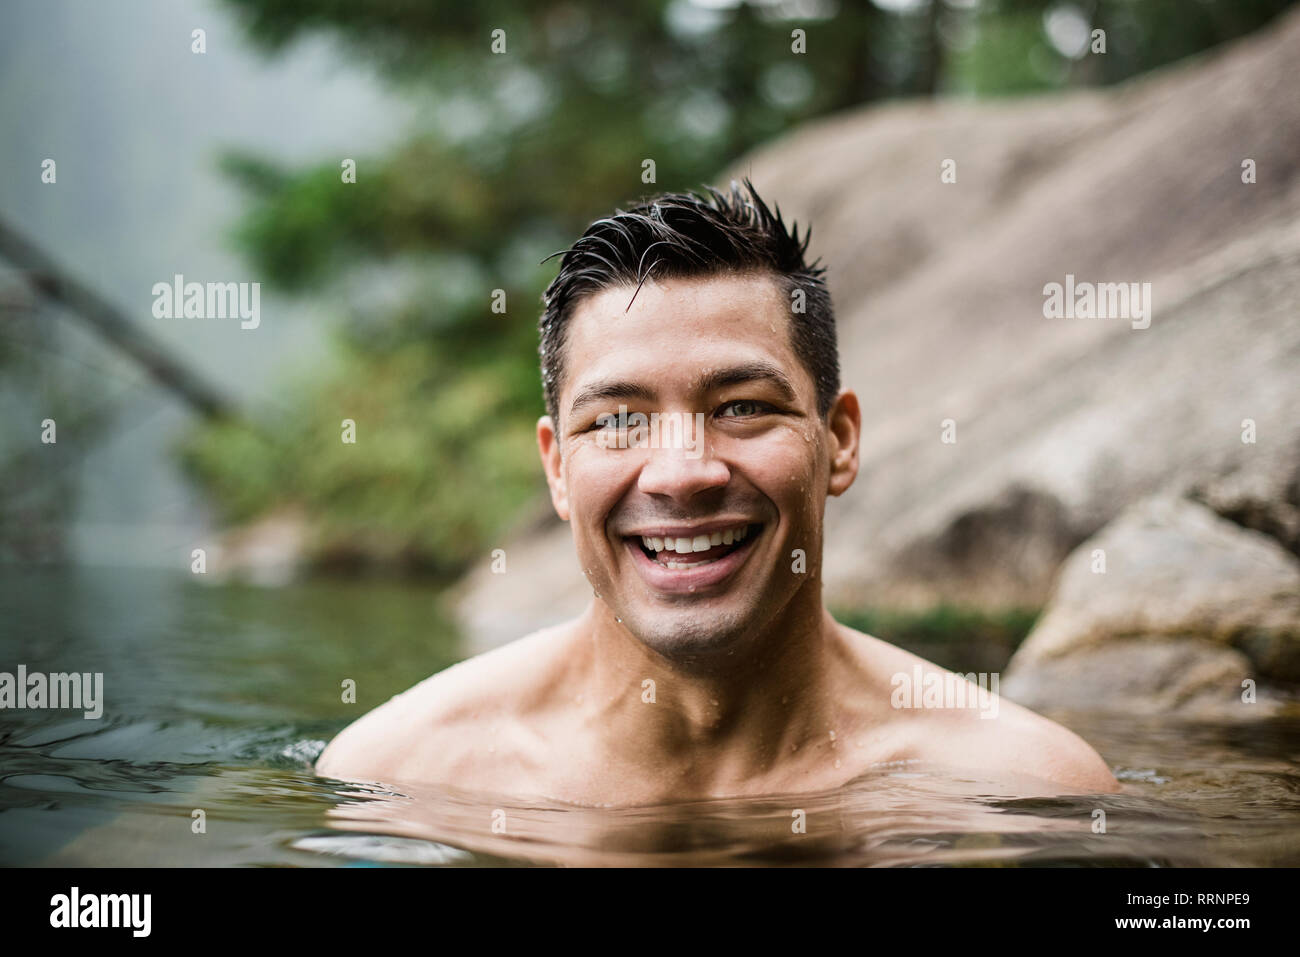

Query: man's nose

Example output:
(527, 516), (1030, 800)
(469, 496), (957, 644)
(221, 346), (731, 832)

(636, 443), (730, 501)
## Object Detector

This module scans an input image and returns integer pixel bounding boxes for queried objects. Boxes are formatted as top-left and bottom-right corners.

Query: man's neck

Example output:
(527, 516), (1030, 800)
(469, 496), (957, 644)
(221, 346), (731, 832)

(570, 590), (853, 795)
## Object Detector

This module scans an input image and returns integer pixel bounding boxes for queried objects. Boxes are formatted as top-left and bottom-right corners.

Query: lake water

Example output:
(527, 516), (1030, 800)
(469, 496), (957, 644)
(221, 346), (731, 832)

(2, 566), (1297, 867)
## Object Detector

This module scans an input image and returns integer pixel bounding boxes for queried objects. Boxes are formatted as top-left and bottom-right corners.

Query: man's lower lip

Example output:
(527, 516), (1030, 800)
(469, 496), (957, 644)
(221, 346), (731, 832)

(624, 530), (759, 592)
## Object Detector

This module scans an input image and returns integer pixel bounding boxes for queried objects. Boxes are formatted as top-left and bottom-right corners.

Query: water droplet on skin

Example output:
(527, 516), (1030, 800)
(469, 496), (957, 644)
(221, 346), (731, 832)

(829, 730), (836, 741)
(834, 759), (842, 769)
(615, 616), (623, 624)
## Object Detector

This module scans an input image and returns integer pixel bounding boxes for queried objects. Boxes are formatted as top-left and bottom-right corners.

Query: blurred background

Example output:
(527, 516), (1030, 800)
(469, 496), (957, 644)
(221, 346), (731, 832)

(2, 0), (1299, 865)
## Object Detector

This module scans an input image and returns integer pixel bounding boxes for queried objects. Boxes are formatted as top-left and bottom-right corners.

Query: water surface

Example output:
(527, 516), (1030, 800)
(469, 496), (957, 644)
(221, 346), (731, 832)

(2, 567), (1296, 866)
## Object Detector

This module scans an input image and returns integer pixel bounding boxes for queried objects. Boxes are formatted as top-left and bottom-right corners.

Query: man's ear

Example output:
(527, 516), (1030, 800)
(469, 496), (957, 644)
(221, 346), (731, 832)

(826, 389), (861, 497)
(537, 415), (570, 520)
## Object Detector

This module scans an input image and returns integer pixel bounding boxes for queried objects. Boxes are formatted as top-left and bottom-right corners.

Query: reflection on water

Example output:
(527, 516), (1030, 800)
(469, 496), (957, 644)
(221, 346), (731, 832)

(2, 567), (1297, 867)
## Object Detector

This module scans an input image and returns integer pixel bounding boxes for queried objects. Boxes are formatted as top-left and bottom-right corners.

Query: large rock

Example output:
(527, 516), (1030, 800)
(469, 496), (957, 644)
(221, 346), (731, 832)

(454, 9), (1300, 650)
(1188, 445), (1300, 557)
(1003, 637), (1256, 716)
(1002, 495), (1300, 714)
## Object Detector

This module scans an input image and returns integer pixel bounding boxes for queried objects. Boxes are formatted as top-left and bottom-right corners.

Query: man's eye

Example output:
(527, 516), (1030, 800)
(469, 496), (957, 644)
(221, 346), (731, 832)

(718, 400), (770, 418)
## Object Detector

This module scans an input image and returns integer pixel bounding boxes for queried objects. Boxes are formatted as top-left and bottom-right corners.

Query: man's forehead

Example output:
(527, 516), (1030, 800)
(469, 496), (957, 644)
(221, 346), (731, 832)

(564, 273), (793, 365)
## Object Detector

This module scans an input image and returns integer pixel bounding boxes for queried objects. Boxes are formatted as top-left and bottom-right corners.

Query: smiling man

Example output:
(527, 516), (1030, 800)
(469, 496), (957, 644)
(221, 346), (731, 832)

(316, 180), (1120, 803)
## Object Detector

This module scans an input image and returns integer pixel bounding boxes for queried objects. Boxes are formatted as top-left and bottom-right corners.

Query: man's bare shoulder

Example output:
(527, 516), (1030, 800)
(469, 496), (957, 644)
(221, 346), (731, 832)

(314, 623), (576, 787)
(836, 623), (1121, 795)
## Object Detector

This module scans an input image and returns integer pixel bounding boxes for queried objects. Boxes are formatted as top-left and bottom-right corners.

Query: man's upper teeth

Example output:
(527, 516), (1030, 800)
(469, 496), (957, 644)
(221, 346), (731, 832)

(641, 524), (749, 553)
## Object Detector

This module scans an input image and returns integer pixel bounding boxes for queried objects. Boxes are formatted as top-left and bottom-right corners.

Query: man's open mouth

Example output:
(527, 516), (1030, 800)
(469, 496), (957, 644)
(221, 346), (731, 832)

(630, 522), (760, 569)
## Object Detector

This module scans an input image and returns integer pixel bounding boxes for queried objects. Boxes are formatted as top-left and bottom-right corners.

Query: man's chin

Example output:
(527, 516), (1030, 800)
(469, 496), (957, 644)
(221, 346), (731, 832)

(619, 611), (756, 664)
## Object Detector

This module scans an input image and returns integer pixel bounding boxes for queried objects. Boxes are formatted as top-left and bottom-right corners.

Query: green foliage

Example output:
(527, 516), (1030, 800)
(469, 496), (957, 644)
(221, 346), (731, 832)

(177, 322), (542, 576)
(835, 603), (1040, 647)
(950, 0), (1297, 96)
(947, 10), (1059, 95)
(833, 603), (1040, 673)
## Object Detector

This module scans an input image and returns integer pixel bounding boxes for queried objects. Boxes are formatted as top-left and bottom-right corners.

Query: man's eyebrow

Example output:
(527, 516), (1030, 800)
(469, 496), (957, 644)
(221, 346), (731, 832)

(695, 361), (798, 402)
(567, 380), (658, 418)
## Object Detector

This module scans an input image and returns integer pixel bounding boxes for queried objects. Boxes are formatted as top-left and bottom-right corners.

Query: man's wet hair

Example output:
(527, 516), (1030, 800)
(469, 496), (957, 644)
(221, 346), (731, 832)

(538, 178), (838, 423)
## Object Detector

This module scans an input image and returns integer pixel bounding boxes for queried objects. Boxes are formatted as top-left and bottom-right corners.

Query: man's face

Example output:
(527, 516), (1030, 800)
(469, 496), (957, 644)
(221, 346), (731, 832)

(537, 271), (859, 662)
